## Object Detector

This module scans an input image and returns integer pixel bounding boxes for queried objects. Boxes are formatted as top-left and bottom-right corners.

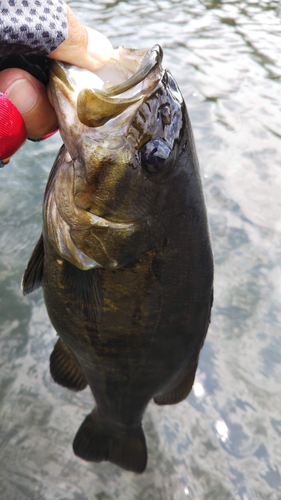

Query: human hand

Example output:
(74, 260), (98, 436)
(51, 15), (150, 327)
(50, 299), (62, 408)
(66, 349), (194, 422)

(48, 5), (113, 73)
(0, 4), (112, 152)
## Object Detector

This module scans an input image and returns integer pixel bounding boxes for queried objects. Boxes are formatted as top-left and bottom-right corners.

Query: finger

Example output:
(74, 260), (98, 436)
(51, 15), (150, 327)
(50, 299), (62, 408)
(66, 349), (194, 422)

(0, 68), (58, 140)
(47, 5), (113, 72)
(86, 27), (114, 68)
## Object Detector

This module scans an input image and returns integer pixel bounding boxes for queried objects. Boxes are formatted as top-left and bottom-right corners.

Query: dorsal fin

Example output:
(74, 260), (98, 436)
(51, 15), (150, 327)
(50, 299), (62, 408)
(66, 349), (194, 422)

(22, 234), (44, 295)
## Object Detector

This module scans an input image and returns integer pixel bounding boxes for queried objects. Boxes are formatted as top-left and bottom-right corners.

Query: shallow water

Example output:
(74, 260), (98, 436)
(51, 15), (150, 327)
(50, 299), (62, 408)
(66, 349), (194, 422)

(0, 0), (281, 499)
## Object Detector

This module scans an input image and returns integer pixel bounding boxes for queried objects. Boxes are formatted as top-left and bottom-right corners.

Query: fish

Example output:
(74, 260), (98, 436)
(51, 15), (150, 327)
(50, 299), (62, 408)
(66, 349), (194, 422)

(22, 44), (214, 473)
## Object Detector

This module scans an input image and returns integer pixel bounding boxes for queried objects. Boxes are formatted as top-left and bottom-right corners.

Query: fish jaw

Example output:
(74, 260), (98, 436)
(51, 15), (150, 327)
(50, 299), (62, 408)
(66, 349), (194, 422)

(48, 45), (163, 160)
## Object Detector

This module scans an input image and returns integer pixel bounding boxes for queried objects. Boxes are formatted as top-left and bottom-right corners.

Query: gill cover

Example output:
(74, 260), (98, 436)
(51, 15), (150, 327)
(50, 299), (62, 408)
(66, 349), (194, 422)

(43, 147), (154, 270)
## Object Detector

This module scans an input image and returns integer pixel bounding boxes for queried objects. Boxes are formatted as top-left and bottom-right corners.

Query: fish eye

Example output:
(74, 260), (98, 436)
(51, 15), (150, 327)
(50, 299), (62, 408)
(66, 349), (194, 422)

(140, 139), (171, 175)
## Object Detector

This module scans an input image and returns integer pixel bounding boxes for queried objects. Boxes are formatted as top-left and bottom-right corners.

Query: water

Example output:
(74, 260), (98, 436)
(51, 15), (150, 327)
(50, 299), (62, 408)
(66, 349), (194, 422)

(0, 0), (281, 498)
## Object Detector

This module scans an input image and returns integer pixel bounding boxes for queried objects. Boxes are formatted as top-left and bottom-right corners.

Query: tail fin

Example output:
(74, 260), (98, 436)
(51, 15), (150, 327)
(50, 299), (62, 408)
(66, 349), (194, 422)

(73, 409), (147, 473)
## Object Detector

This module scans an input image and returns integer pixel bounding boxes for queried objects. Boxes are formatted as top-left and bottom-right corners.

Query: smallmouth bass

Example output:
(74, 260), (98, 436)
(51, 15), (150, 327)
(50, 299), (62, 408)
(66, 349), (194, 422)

(23, 45), (214, 473)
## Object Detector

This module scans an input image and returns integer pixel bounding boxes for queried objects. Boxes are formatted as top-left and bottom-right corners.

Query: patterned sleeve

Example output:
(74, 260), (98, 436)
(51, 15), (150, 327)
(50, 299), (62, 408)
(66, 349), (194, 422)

(0, 0), (68, 57)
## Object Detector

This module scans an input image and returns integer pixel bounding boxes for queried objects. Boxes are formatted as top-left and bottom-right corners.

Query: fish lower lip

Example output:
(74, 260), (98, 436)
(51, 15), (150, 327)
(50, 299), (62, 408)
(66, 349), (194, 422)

(76, 45), (163, 128)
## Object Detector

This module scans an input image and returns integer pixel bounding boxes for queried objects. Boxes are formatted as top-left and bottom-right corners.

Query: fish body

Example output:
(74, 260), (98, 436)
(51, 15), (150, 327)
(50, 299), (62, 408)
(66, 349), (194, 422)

(23, 45), (213, 473)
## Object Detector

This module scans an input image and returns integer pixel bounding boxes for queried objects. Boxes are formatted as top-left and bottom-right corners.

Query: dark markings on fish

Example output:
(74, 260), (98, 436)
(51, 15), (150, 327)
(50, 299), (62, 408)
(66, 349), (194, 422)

(85, 157), (122, 209)
(158, 102), (170, 110)
(22, 233), (44, 295)
(73, 408), (147, 473)
(50, 338), (88, 391)
(161, 105), (171, 126)
(144, 101), (151, 112)
(131, 119), (144, 134)
(61, 261), (103, 325)
(127, 129), (141, 149)
(138, 110), (146, 123)
(132, 304), (142, 326)
(151, 255), (163, 281)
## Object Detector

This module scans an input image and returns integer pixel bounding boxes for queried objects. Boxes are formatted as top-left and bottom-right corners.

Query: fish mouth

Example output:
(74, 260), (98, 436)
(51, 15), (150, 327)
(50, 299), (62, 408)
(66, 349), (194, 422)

(49, 44), (163, 128)
(46, 46), (165, 270)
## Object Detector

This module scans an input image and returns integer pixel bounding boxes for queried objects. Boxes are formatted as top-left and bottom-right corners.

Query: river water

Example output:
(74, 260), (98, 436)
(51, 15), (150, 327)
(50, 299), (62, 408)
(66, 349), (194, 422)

(0, 0), (280, 499)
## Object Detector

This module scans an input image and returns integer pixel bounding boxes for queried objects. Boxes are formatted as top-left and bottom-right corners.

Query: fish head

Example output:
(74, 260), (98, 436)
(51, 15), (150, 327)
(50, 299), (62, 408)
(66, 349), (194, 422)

(46, 45), (189, 270)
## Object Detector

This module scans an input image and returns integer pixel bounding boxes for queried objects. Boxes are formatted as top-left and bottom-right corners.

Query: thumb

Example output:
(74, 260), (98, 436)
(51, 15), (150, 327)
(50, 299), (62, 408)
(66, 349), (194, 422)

(47, 5), (113, 72)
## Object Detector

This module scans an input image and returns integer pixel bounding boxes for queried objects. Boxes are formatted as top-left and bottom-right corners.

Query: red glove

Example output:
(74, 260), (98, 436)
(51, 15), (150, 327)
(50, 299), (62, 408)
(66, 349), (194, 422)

(0, 92), (27, 166)
(0, 92), (59, 167)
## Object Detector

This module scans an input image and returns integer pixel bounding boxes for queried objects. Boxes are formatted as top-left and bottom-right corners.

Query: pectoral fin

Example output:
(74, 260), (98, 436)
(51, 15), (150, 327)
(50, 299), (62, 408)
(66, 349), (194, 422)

(22, 234), (44, 295)
(61, 260), (103, 325)
(50, 339), (88, 392)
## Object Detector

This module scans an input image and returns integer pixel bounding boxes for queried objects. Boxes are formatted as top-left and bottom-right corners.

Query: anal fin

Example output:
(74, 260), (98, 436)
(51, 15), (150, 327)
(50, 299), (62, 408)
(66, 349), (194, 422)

(22, 234), (44, 295)
(154, 360), (198, 406)
(73, 409), (147, 473)
(50, 339), (88, 392)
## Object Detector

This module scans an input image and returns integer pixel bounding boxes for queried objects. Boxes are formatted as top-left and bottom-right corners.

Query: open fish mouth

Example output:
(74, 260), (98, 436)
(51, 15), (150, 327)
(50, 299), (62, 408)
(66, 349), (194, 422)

(50, 45), (163, 128)
(46, 45), (167, 270)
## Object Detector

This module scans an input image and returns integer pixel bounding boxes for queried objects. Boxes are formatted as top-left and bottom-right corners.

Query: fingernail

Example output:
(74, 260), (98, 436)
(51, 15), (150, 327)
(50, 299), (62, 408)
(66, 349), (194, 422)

(6, 79), (39, 114)
(86, 27), (113, 63)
